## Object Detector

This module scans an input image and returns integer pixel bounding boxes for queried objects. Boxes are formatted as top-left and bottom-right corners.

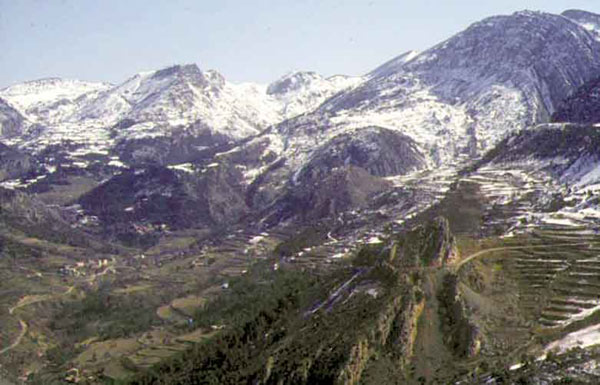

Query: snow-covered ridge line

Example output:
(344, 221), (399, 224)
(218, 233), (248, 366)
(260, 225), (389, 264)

(0, 64), (366, 157)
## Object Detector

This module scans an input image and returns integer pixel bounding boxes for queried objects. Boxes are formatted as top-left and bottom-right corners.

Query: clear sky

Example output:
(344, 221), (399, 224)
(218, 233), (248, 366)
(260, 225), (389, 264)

(1, 0), (599, 88)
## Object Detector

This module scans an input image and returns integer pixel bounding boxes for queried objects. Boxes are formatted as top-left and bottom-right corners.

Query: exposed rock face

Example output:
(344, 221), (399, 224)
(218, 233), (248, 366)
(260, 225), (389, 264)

(296, 126), (426, 181)
(562, 9), (600, 38)
(0, 98), (25, 138)
(552, 76), (600, 124)
(263, 166), (391, 225)
(396, 217), (458, 267)
(438, 272), (482, 358)
(77, 164), (247, 244)
(257, 218), (459, 385)
(406, 11), (600, 114)
(113, 124), (231, 167)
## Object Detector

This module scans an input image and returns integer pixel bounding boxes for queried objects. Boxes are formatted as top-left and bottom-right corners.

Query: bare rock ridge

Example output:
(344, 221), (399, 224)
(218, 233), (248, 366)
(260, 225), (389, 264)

(405, 11), (600, 115)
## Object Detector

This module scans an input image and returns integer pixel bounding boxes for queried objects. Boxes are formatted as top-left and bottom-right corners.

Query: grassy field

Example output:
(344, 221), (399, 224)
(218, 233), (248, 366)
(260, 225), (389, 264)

(0, 211), (288, 384)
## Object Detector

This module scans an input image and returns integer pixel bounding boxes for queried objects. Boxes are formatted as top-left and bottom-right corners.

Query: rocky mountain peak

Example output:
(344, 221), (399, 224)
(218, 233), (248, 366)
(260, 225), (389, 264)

(562, 9), (600, 23)
(150, 63), (200, 79)
(148, 63), (222, 89)
(377, 9), (600, 127)
(368, 50), (420, 78)
(407, 10), (600, 104)
(203, 69), (226, 88)
(267, 71), (323, 95)
(562, 9), (600, 38)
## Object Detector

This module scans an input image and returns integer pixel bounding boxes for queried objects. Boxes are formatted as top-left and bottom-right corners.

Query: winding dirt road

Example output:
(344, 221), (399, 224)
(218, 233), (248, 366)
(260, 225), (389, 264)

(455, 241), (598, 272)
(0, 265), (110, 355)
(1, 285), (76, 355)
(0, 320), (27, 355)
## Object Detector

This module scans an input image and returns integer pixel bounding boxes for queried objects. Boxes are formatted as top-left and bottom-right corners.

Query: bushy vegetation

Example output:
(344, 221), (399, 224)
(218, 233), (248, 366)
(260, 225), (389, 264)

(50, 281), (163, 349)
(125, 267), (324, 385)
(122, 229), (436, 385)
(0, 235), (43, 260)
(273, 225), (329, 257)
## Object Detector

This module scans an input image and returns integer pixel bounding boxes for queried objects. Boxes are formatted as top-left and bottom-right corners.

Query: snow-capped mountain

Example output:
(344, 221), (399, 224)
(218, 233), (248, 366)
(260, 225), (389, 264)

(315, 10), (600, 163)
(267, 71), (364, 119)
(0, 65), (363, 164)
(406, 11), (600, 115)
(192, 9), (600, 227)
(70, 64), (281, 143)
(0, 78), (112, 126)
(237, 10), (600, 187)
(3, 9), (600, 228)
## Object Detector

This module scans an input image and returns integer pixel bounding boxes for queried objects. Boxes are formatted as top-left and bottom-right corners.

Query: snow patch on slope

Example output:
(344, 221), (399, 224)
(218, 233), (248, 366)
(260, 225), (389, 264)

(0, 78), (112, 124)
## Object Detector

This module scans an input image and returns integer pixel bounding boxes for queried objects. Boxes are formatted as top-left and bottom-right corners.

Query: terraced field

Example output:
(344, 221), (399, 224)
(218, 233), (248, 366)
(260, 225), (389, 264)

(456, 165), (600, 362)
(73, 327), (218, 380)
(502, 228), (600, 327)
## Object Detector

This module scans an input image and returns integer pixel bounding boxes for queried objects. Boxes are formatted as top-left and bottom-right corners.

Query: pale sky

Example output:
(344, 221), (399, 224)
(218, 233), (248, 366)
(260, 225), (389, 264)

(1, 0), (599, 87)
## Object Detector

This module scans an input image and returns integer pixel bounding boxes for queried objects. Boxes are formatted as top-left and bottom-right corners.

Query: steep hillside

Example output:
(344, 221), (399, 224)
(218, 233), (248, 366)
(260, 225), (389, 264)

(262, 166), (392, 225)
(317, 10), (600, 162)
(295, 126), (426, 180)
(552, 76), (600, 124)
(406, 11), (600, 114)
(482, 123), (600, 187)
(125, 218), (461, 385)
(77, 164), (247, 244)
(0, 98), (26, 139)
